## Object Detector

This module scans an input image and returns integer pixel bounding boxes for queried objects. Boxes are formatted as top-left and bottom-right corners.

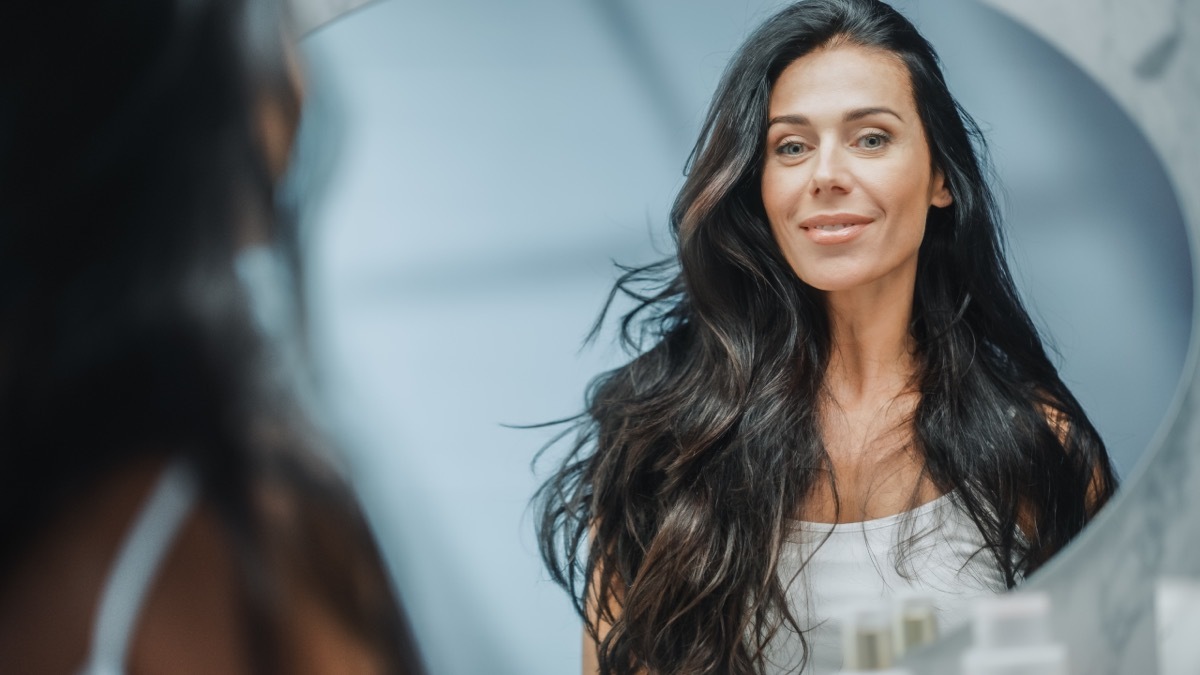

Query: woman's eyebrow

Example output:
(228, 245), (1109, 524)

(844, 106), (903, 122)
(767, 106), (905, 127)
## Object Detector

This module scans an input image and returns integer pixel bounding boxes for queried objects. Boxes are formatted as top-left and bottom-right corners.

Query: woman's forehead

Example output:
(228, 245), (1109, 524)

(768, 45), (915, 121)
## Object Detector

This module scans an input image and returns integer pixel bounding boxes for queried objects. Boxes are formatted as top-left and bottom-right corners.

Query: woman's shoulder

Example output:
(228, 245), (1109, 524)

(248, 447), (424, 673)
(0, 451), (419, 675)
(0, 456), (176, 674)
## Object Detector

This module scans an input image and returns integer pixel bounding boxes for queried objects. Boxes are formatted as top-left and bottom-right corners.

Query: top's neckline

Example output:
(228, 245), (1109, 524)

(790, 491), (956, 533)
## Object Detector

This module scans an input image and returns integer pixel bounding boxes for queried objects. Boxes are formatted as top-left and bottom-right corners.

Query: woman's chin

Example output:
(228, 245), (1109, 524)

(796, 271), (876, 294)
(792, 259), (918, 297)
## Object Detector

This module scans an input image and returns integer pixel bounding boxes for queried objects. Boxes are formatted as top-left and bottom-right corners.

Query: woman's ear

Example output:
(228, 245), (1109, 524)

(931, 169), (953, 208)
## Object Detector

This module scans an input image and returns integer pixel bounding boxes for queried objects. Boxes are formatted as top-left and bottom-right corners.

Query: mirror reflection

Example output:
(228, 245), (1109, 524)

(537, 2), (1114, 673)
(298, 0), (1189, 674)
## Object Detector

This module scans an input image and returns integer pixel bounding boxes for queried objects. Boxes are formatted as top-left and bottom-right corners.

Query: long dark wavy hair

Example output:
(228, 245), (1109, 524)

(534, 1), (1117, 673)
(0, 0), (422, 671)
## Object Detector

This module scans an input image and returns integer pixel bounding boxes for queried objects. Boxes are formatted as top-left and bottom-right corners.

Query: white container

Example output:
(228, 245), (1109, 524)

(971, 593), (1052, 649)
(962, 593), (1067, 675)
(962, 644), (1068, 675)
(1156, 577), (1200, 675)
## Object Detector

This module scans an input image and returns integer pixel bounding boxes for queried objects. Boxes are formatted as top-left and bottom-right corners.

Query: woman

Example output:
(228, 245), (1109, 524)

(0, 0), (423, 672)
(535, 1), (1116, 673)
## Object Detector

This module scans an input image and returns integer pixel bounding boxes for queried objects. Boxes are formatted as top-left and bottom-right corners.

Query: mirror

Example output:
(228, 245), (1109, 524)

(297, 1), (1191, 673)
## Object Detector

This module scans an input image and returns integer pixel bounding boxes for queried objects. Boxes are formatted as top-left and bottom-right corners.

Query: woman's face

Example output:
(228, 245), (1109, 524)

(760, 44), (951, 295)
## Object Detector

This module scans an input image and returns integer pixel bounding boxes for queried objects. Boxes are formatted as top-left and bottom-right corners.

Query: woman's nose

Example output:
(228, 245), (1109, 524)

(809, 146), (853, 197)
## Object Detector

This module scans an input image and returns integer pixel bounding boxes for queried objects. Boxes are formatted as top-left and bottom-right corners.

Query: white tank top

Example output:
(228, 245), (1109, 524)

(77, 459), (198, 675)
(764, 492), (1013, 674)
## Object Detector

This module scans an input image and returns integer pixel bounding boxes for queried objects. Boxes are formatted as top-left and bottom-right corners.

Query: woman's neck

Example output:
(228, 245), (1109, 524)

(822, 277), (918, 405)
(811, 277), (927, 517)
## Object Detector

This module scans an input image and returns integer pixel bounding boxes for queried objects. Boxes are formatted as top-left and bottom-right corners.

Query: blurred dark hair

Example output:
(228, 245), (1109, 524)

(535, 1), (1116, 673)
(0, 0), (422, 671)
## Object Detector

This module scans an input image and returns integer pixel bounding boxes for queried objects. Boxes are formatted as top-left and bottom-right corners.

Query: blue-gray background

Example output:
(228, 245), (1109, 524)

(294, 1), (1191, 673)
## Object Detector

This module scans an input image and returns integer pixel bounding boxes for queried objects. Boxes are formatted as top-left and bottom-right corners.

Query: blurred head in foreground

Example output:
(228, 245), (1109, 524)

(0, 0), (423, 671)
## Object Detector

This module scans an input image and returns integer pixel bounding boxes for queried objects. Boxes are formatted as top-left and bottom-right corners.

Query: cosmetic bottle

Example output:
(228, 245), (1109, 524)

(1156, 577), (1200, 675)
(893, 594), (938, 658)
(831, 605), (912, 675)
(961, 592), (1067, 675)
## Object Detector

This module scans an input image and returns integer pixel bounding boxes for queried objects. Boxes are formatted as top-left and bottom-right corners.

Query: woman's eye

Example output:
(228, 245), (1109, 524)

(857, 133), (890, 150)
(777, 141), (807, 157)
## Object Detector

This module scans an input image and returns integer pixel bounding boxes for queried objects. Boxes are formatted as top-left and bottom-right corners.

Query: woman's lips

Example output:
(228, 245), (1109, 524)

(798, 213), (874, 245)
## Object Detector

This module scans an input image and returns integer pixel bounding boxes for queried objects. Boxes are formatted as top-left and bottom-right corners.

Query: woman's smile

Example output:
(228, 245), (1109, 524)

(798, 212), (875, 244)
